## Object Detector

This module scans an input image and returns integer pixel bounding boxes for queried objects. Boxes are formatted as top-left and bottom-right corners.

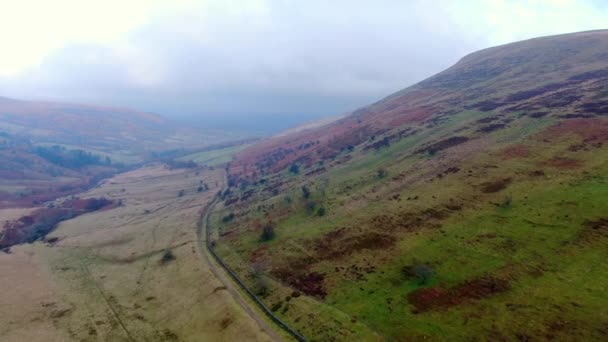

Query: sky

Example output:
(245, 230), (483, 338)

(0, 0), (606, 132)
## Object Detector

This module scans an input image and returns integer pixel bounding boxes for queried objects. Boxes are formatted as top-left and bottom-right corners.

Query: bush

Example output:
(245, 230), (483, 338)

(377, 168), (388, 178)
(222, 213), (235, 223)
(317, 207), (326, 216)
(289, 163), (300, 174)
(305, 201), (317, 213)
(177, 189), (185, 197)
(301, 185), (311, 199)
(84, 197), (112, 211)
(260, 223), (275, 241)
(160, 249), (176, 264)
(403, 264), (434, 285)
(251, 263), (270, 296)
(500, 194), (513, 208)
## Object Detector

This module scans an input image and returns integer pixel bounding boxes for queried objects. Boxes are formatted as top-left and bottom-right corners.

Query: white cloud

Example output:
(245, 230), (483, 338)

(0, 0), (606, 126)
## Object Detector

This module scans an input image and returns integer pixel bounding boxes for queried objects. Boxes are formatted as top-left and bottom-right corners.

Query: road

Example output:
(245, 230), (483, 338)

(194, 172), (284, 342)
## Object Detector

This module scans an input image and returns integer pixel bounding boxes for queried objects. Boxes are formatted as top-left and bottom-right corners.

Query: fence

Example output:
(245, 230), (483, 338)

(204, 196), (307, 342)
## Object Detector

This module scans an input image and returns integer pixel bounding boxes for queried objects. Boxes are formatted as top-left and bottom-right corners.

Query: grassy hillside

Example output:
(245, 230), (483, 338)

(209, 30), (608, 340)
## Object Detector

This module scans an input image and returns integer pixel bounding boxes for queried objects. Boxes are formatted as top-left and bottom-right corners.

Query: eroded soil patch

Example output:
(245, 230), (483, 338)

(408, 276), (510, 312)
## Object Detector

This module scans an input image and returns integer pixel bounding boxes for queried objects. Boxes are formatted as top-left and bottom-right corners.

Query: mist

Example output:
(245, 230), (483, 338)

(0, 0), (606, 133)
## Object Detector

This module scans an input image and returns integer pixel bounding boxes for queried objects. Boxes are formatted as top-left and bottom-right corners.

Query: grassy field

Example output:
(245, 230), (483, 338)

(210, 112), (608, 340)
(178, 144), (250, 167)
(0, 165), (273, 341)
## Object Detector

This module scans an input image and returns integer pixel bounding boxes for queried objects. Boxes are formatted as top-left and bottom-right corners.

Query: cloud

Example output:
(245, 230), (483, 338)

(0, 0), (606, 130)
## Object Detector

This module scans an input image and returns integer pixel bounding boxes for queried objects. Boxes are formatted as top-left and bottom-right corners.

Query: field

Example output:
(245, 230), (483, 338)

(0, 165), (273, 341)
(178, 144), (250, 167)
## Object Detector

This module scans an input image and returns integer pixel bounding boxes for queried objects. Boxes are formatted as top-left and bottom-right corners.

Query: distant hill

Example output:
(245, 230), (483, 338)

(0, 96), (234, 208)
(215, 30), (608, 340)
(229, 30), (608, 180)
(0, 97), (223, 153)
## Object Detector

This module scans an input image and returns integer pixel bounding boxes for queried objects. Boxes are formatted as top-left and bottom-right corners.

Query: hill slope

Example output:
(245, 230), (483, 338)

(0, 97), (221, 153)
(212, 30), (608, 340)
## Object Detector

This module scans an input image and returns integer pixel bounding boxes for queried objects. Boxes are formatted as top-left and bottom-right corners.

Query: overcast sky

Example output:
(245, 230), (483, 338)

(0, 0), (606, 131)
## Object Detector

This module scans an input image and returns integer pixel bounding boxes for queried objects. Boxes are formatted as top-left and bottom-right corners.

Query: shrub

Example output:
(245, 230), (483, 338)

(500, 194), (513, 208)
(301, 185), (311, 199)
(222, 213), (235, 223)
(177, 189), (185, 197)
(260, 223), (275, 241)
(160, 249), (176, 264)
(289, 163), (300, 174)
(403, 263), (434, 285)
(317, 207), (326, 216)
(306, 201), (317, 213)
(85, 197), (112, 211)
(251, 263), (270, 296)
(377, 168), (388, 178)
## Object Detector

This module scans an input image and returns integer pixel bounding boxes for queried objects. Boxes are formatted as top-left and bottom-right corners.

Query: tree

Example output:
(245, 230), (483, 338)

(301, 185), (311, 199)
(289, 163), (300, 174)
(403, 264), (434, 285)
(305, 201), (317, 213)
(260, 223), (275, 241)
(377, 168), (388, 178)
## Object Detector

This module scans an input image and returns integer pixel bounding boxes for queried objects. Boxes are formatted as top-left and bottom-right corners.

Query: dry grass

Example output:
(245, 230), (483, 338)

(0, 164), (272, 341)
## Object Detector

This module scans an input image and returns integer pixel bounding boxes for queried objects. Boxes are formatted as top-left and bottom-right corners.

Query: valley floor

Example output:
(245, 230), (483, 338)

(0, 165), (274, 341)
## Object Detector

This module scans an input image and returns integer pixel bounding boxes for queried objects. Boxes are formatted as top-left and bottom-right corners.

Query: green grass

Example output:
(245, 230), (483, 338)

(210, 113), (608, 340)
(178, 144), (249, 166)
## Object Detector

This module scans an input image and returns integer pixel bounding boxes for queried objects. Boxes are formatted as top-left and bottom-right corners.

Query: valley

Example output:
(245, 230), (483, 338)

(1, 29), (608, 342)
(0, 164), (274, 341)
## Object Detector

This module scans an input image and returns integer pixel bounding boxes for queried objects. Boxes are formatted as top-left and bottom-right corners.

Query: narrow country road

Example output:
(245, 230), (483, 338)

(195, 171), (283, 342)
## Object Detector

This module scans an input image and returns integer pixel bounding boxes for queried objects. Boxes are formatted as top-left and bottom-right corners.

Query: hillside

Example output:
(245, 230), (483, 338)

(211, 30), (608, 340)
(0, 97), (223, 153)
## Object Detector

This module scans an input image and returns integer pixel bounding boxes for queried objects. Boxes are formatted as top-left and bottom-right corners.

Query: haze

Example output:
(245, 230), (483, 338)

(0, 0), (606, 132)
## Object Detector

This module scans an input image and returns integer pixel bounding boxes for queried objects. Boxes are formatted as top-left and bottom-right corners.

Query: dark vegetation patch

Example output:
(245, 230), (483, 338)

(502, 145), (530, 158)
(539, 93), (583, 108)
(480, 178), (512, 193)
(311, 230), (396, 260)
(468, 100), (505, 112)
(559, 113), (595, 119)
(477, 123), (507, 133)
(272, 267), (327, 298)
(417, 136), (470, 154)
(567, 69), (608, 82)
(363, 136), (391, 151)
(579, 100), (608, 114)
(160, 249), (176, 264)
(476, 116), (498, 124)
(576, 218), (608, 243)
(219, 315), (233, 330)
(35, 145), (112, 169)
(545, 157), (583, 170)
(407, 276), (510, 312)
(305, 167), (326, 177)
(0, 197), (114, 248)
(163, 159), (198, 170)
(527, 111), (549, 118)
(505, 82), (571, 102)
(529, 170), (546, 177)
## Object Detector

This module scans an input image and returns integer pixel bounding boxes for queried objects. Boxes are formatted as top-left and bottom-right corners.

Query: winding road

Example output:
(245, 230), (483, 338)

(194, 172), (284, 342)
